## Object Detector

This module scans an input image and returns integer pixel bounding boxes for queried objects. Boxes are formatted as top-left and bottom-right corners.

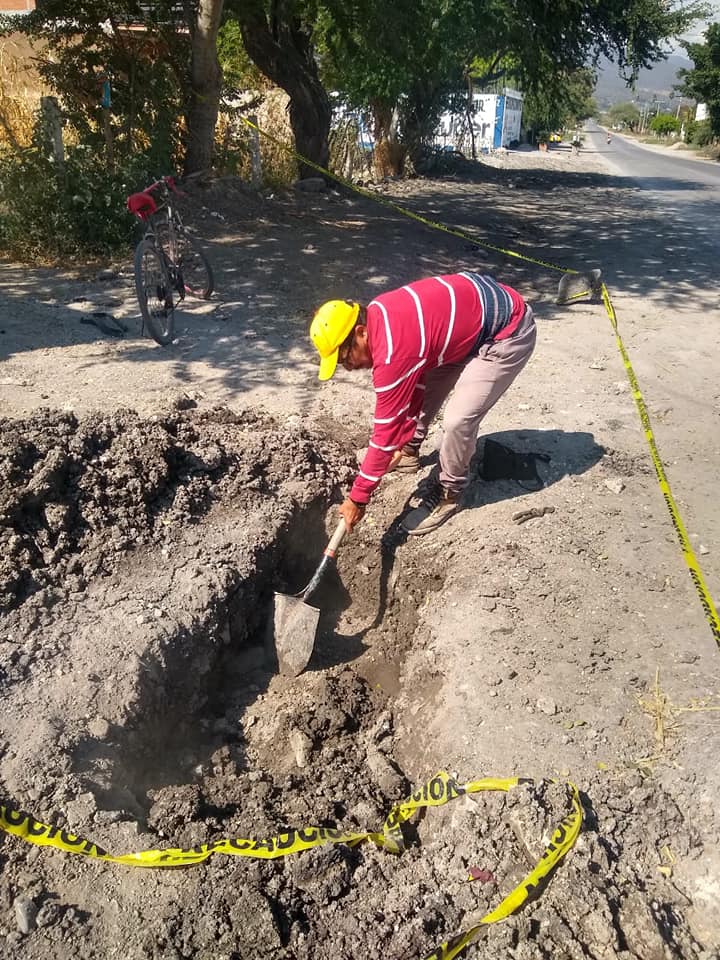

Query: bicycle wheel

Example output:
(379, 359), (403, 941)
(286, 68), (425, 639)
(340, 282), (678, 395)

(175, 234), (214, 299)
(134, 238), (176, 346)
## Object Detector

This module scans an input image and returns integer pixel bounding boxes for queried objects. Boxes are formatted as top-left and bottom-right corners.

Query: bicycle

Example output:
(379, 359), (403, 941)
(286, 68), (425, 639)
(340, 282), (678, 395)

(126, 175), (214, 345)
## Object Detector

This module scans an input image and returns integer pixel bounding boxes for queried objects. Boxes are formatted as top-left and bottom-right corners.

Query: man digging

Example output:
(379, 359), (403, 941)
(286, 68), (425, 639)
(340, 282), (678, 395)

(310, 272), (536, 536)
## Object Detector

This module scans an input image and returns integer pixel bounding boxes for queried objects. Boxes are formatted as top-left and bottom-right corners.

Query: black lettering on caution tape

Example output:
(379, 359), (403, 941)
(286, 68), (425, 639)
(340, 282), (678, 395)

(2, 773), (583, 960)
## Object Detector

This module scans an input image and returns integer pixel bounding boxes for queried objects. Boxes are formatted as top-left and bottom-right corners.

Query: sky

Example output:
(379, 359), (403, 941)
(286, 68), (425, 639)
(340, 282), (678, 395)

(674, 2), (720, 48)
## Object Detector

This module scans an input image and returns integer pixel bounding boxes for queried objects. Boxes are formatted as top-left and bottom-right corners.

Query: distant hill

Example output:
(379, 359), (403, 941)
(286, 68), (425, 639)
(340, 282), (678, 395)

(593, 54), (693, 106)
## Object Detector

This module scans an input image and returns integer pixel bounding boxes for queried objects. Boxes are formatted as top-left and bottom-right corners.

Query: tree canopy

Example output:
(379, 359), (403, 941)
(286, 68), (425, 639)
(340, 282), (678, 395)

(306, 0), (709, 166)
(605, 102), (642, 130)
(678, 22), (720, 139)
(1, 0), (226, 172)
(523, 68), (597, 140)
(650, 112), (681, 135)
(1, 0), (711, 174)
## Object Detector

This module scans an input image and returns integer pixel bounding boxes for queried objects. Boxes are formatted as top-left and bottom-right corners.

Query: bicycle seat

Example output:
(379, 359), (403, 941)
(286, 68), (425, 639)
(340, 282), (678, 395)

(127, 192), (158, 221)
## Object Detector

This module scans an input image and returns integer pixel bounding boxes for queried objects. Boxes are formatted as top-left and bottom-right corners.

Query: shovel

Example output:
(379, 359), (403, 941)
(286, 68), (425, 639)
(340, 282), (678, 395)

(269, 519), (347, 677)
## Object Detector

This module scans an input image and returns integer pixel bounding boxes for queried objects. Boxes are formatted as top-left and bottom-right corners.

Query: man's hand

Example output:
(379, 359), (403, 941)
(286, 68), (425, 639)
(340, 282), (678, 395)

(339, 497), (366, 532)
(388, 450), (403, 471)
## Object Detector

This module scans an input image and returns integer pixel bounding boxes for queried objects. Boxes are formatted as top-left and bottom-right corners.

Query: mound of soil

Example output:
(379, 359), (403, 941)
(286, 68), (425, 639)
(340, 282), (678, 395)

(0, 406), (353, 614)
(0, 408), (713, 960)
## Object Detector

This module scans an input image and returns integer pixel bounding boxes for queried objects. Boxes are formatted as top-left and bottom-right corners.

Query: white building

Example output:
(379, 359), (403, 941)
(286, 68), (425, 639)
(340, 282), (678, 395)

(436, 88), (524, 154)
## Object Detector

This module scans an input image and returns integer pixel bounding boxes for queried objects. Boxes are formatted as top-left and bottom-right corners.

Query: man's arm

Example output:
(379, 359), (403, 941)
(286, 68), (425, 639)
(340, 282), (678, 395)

(346, 358), (428, 511)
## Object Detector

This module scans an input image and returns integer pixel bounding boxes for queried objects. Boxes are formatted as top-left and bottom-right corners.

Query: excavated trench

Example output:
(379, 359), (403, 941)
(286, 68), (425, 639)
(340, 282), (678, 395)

(73, 503), (357, 821)
(0, 408), (710, 960)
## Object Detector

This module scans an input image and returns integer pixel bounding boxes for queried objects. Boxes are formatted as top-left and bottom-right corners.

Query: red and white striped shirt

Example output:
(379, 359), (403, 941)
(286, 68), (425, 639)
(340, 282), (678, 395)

(349, 272), (525, 504)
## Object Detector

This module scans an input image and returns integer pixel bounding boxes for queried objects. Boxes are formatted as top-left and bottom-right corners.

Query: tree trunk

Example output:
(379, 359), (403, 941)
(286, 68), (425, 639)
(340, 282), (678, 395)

(184, 0), (225, 174)
(465, 75), (476, 159)
(370, 100), (405, 178)
(238, 2), (331, 179)
(401, 80), (440, 170)
(287, 80), (331, 177)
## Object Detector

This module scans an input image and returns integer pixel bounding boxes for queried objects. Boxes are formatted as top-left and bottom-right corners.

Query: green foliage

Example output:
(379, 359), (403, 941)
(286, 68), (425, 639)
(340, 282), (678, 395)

(0, 142), (159, 260)
(217, 18), (265, 98)
(678, 22), (720, 140)
(523, 68), (596, 136)
(463, 0), (708, 93)
(0, 1), (231, 259)
(3, 0), (188, 163)
(606, 102), (642, 130)
(315, 0), (708, 159)
(316, 0), (466, 158)
(650, 113), (680, 135)
(684, 117), (714, 145)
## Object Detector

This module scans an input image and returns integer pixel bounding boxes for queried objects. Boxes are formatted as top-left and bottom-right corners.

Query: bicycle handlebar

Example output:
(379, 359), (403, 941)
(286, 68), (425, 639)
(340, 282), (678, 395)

(128, 170), (210, 221)
(142, 169), (209, 197)
(144, 175), (185, 197)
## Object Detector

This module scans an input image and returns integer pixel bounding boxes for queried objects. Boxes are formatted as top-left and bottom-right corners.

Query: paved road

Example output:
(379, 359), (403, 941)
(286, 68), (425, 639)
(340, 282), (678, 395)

(585, 122), (720, 273)
(592, 124), (720, 186)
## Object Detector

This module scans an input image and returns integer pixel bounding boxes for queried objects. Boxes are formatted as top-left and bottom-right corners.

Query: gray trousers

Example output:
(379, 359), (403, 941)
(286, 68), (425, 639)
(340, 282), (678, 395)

(409, 306), (537, 493)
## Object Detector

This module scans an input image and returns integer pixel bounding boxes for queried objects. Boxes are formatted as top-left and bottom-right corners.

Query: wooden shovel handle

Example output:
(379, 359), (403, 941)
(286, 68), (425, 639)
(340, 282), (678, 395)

(324, 518), (347, 558)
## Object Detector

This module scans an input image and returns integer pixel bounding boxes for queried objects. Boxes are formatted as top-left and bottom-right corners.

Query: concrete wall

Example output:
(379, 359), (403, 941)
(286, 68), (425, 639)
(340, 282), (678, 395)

(500, 92), (523, 146)
(436, 89), (524, 153)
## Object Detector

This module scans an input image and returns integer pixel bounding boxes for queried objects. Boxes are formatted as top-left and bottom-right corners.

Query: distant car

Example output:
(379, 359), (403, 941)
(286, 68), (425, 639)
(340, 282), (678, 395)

(549, 132), (562, 143)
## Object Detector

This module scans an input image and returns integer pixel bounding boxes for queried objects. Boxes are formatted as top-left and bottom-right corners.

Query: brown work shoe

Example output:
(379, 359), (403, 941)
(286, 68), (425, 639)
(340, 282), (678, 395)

(387, 446), (421, 475)
(402, 484), (460, 536)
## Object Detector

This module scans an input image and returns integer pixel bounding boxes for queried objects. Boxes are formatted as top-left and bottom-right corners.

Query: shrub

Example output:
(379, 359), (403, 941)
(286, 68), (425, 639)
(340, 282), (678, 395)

(685, 118), (714, 147)
(0, 144), (164, 261)
(649, 113), (680, 137)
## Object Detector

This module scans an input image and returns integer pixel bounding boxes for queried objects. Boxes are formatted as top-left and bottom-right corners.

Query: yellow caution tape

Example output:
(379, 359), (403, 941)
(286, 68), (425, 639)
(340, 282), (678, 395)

(240, 116), (720, 648)
(600, 282), (720, 645)
(423, 782), (582, 959)
(240, 116), (576, 278)
(2, 772), (581, 958)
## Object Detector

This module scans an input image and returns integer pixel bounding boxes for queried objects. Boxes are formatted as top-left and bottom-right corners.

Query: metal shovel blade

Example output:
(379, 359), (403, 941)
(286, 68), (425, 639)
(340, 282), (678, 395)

(268, 520), (347, 678)
(270, 593), (321, 677)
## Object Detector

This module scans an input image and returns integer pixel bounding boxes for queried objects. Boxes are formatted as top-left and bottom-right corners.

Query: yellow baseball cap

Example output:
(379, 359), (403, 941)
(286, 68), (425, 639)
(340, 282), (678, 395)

(309, 300), (360, 381)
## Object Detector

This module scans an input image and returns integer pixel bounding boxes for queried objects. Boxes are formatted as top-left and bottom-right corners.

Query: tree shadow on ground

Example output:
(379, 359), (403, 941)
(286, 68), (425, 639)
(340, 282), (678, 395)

(1, 154), (718, 405)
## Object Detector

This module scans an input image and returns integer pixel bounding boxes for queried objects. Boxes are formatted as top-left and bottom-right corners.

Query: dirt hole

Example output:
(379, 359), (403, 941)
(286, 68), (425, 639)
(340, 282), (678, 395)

(75, 503), (358, 821)
(0, 408), (708, 960)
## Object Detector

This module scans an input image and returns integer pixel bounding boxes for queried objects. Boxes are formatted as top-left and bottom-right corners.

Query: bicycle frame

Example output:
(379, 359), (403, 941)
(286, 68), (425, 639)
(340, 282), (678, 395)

(129, 176), (189, 272)
(128, 174), (214, 344)
(146, 192), (179, 261)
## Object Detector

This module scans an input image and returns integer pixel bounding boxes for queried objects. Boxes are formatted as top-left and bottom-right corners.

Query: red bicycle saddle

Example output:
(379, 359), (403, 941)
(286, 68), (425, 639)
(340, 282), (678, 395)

(127, 192), (158, 220)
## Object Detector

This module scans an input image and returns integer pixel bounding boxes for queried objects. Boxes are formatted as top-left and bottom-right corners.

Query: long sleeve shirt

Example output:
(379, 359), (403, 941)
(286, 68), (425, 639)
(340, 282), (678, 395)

(349, 272), (526, 504)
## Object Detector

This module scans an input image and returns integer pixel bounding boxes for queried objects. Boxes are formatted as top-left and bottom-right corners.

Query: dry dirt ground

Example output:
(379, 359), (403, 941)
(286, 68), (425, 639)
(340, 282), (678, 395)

(0, 139), (719, 960)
